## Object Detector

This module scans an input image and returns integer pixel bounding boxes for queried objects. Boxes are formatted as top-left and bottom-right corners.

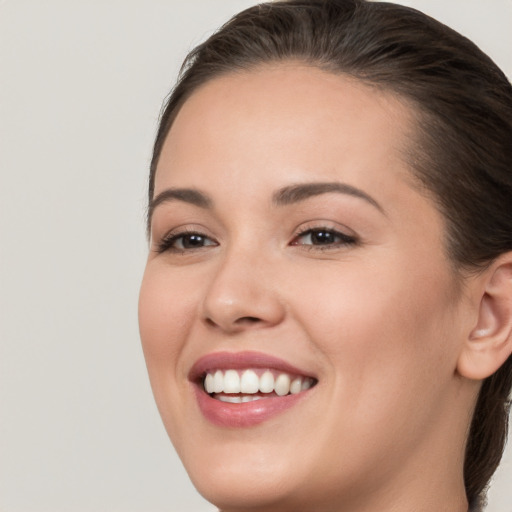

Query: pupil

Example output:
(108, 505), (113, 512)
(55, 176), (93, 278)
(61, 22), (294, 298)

(183, 234), (204, 248)
(312, 230), (333, 244)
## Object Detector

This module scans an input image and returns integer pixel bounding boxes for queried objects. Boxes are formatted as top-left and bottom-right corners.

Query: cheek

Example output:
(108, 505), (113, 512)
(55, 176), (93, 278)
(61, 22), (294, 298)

(289, 255), (460, 413)
(280, 260), (462, 484)
(138, 264), (201, 440)
(138, 263), (203, 425)
(138, 264), (198, 361)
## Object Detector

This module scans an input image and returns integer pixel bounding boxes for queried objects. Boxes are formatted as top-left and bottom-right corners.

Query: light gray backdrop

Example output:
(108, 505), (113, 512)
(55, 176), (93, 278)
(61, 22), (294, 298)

(1, 1), (511, 511)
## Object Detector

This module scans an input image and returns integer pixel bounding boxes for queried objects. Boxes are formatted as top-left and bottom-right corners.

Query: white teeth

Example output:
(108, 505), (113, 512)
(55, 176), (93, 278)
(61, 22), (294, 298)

(223, 370), (241, 393)
(218, 395), (243, 403)
(240, 369), (260, 394)
(241, 395), (264, 403)
(259, 370), (275, 393)
(290, 377), (302, 394)
(203, 369), (315, 397)
(302, 377), (313, 391)
(204, 373), (215, 394)
(213, 370), (224, 393)
(218, 395), (265, 403)
(274, 373), (291, 396)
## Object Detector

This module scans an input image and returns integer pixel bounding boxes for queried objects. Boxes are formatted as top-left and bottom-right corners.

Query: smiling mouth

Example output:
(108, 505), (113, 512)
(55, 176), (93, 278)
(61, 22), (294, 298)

(203, 369), (317, 403)
(190, 351), (318, 426)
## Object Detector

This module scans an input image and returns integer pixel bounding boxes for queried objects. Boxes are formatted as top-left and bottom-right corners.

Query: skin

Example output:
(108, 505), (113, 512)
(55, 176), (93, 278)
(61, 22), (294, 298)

(138, 65), (478, 512)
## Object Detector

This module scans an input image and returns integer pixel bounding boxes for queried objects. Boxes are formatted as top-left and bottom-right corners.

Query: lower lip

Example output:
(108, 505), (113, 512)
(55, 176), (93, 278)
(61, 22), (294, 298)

(194, 386), (310, 428)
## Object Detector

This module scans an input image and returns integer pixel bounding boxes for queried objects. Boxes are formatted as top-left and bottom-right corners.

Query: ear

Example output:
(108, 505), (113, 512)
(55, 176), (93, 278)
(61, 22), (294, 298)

(457, 253), (512, 381)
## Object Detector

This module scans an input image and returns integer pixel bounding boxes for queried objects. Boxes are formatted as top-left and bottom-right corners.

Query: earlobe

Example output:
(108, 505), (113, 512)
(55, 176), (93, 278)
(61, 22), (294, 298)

(457, 255), (512, 381)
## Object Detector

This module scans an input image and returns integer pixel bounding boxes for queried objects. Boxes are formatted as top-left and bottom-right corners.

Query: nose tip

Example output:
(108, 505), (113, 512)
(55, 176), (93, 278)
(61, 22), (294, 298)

(201, 260), (285, 334)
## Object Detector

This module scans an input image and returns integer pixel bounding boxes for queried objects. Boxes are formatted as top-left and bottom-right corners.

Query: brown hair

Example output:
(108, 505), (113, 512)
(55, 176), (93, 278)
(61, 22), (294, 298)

(148, 1), (512, 508)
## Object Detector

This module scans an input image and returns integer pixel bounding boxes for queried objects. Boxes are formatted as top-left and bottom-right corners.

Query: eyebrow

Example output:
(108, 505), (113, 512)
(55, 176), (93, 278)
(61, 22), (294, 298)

(148, 187), (213, 225)
(148, 181), (384, 230)
(272, 182), (384, 213)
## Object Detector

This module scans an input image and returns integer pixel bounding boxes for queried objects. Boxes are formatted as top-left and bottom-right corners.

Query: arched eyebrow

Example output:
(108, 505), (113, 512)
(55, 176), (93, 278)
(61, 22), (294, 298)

(147, 181), (384, 231)
(147, 188), (213, 231)
(272, 182), (384, 213)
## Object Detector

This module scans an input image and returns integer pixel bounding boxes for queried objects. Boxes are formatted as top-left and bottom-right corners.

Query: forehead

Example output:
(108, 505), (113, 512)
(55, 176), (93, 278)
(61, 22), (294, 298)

(155, 63), (416, 196)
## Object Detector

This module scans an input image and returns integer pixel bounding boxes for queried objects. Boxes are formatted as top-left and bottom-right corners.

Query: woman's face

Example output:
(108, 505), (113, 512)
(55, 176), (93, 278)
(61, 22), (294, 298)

(139, 65), (470, 510)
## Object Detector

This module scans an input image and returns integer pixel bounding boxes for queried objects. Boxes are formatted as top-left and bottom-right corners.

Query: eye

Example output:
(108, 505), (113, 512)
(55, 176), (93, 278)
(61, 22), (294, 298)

(291, 228), (357, 249)
(157, 230), (218, 253)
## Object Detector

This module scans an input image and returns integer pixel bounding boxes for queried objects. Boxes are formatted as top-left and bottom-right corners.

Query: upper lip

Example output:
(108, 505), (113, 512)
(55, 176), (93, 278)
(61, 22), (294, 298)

(188, 350), (317, 383)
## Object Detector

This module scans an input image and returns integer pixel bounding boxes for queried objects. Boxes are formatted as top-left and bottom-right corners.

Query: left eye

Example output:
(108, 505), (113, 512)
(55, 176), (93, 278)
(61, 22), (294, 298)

(292, 228), (356, 247)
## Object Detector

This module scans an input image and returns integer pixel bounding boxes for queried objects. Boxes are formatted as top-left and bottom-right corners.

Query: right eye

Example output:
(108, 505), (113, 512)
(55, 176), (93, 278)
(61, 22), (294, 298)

(157, 231), (218, 253)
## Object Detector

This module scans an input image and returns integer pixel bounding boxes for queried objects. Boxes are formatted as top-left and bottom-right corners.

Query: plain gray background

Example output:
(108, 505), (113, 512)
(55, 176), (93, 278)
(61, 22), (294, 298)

(1, 1), (511, 511)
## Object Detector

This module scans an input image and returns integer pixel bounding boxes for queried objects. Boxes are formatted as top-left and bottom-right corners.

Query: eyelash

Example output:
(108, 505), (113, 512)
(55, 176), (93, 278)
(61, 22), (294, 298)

(291, 227), (358, 250)
(156, 226), (357, 254)
(156, 229), (218, 254)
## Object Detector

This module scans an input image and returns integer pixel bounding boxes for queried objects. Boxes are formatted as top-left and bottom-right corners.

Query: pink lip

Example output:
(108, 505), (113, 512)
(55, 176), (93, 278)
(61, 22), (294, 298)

(189, 350), (315, 380)
(189, 351), (316, 428)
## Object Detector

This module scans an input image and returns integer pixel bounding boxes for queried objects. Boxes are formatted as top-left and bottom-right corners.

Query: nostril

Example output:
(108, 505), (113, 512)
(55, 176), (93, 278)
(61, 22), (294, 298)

(235, 316), (261, 324)
(205, 316), (261, 329)
(205, 318), (217, 328)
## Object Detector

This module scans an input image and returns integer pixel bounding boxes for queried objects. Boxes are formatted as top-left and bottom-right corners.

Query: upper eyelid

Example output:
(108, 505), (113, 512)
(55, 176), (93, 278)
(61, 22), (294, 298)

(158, 224), (352, 239)
(293, 220), (357, 237)
(295, 225), (348, 235)
(155, 224), (216, 242)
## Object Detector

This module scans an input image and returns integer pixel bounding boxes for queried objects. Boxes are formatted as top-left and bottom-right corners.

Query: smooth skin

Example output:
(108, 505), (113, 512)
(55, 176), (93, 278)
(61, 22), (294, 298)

(139, 64), (512, 512)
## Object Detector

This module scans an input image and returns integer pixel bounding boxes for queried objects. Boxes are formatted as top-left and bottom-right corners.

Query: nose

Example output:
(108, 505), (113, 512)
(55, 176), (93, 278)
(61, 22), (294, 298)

(201, 249), (286, 334)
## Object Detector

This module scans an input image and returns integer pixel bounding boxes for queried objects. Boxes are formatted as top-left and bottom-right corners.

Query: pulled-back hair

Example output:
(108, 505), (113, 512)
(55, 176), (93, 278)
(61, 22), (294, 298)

(149, 1), (512, 508)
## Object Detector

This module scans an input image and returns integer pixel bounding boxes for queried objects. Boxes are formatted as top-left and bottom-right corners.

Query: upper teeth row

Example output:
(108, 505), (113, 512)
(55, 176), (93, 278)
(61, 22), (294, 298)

(203, 369), (314, 396)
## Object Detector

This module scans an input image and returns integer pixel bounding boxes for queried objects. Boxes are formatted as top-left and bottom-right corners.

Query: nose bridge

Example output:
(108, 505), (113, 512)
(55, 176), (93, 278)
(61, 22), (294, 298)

(201, 238), (284, 332)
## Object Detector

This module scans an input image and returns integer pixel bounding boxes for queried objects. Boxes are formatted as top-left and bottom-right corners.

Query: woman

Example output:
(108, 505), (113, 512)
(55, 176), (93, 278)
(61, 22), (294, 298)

(138, 1), (512, 511)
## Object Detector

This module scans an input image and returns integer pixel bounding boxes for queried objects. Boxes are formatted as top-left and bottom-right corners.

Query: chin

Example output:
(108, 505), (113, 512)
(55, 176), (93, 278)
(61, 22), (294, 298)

(175, 432), (320, 511)
(194, 473), (293, 512)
